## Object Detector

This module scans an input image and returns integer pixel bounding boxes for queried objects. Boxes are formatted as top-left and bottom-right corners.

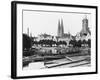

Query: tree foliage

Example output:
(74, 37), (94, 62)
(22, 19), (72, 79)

(32, 39), (67, 47)
(23, 34), (32, 50)
(69, 39), (91, 47)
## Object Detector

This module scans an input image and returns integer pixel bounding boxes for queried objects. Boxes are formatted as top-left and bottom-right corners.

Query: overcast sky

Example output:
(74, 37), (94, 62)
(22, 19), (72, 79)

(23, 10), (91, 36)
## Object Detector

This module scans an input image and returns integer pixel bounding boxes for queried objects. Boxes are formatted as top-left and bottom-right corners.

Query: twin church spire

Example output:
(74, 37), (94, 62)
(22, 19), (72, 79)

(57, 19), (64, 37)
(58, 16), (90, 38)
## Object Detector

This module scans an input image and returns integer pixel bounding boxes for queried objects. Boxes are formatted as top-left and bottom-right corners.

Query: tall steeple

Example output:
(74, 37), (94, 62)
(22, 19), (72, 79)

(57, 19), (60, 37)
(27, 27), (29, 36)
(61, 18), (64, 35)
(57, 19), (64, 37)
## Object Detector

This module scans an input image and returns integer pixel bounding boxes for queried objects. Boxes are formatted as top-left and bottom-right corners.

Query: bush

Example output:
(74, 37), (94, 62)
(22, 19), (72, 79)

(23, 34), (32, 50)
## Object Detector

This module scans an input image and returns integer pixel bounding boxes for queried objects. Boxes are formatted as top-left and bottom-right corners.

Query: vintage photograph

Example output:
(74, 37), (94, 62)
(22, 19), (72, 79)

(11, 1), (97, 79)
(22, 10), (91, 70)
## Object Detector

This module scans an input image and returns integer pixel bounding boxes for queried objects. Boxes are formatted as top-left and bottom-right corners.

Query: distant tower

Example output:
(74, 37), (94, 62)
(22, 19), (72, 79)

(82, 16), (88, 34)
(57, 19), (64, 37)
(81, 15), (90, 35)
(27, 28), (29, 36)
(61, 19), (64, 35)
(57, 19), (61, 37)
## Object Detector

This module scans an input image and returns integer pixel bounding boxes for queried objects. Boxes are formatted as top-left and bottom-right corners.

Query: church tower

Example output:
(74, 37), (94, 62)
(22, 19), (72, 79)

(81, 16), (90, 35)
(27, 27), (29, 36)
(61, 19), (64, 35)
(57, 19), (60, 37)
(57, 19), (64, 37)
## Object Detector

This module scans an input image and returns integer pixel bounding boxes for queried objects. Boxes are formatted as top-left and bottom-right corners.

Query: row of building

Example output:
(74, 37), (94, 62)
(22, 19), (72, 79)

(26, 16), (91, 46)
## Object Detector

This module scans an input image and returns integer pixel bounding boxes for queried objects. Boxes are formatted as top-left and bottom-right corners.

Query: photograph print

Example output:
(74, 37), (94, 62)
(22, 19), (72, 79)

(23, 10), (91, 70)
(11, 1), (97, 79)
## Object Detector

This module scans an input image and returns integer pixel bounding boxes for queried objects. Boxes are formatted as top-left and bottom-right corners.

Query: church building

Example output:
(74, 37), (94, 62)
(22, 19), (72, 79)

(76, 16), (91, 41)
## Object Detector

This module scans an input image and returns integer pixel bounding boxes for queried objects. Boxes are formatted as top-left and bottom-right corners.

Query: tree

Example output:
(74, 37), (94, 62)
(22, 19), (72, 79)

(76, 40), (82, 47)
(69, 40), (76, 47)
(23, 34), (32, 50)
(88, 39), (91, 47)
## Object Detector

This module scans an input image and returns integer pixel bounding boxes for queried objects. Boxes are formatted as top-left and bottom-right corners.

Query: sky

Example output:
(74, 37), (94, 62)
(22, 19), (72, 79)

(23, 10), (91, 36)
